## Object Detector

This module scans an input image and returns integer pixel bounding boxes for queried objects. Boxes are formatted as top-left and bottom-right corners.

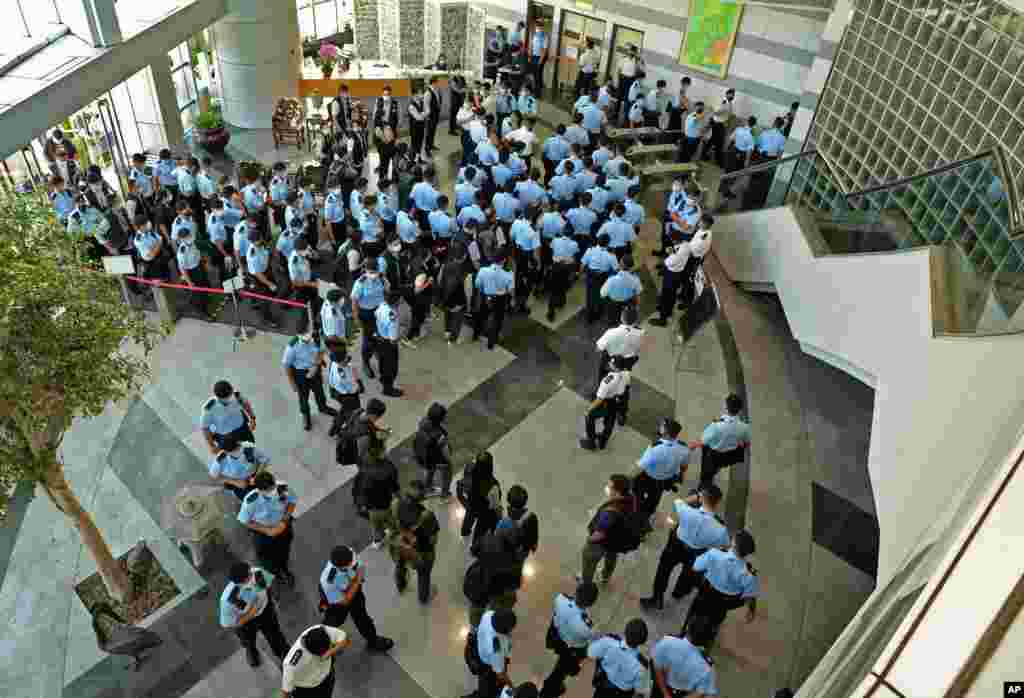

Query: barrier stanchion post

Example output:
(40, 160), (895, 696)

(222, 276), (248, 347)
(102, 255), (137, 308)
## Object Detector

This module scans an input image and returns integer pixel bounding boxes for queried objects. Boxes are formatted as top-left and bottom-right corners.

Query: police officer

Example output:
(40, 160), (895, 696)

(580, 234), (619, 324)
(501, 683), (540, 698)
(389, 480), (441, 603)
(690, 394), (751, 486)
(595, 306), (645, 392)
(282, 331), (337, 431)
(319, 545), (395, 651)
(682, 530), (759, 643)
(238, 471), (297, 585)
(375, 290), (404, 397)
(171, 199), (196, 242)
(208, 433), (270, 499)
(289, 238), (320, 334)
(281, 625), (350, 698)
(350, 256), (389, 377)
(473, 252), (515, 349)
(649, 229), (688, 327)
(652, 617), (718, 698)
(323, 181), (347, 240)
(633, 419), (689, 527)
(581, 355), (631, 451)
(220, 562), (288, 667)
(720, 116), (756, 198)
(464, 608), (517, 698)
(540, 582), (599, 698)
(200, 380), (256, 454)
(510, 207), (540, 314)
(587, 619), (652, 698)
(600, 256), (642, 327)
(175, 225), (211, 317)
(547, 228), (579, 322)
(640, 484), (728, 612)
(276, 215), (305, 295)
(246, 231), (281, 328)
(414, 402), (453, 498)
(206, 197), (233, 279)
(325, 340), (365, 437)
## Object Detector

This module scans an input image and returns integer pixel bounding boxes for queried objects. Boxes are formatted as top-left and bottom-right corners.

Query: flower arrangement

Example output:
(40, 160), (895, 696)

(316, 42), (339, 78)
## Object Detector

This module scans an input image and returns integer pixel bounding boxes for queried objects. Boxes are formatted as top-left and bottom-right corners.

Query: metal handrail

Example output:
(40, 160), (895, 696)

(717, 149), (821, 182)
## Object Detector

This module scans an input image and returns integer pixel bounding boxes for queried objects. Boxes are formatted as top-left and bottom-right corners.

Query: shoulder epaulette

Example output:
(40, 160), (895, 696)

(203, 397), (216, 410)
(713, 514), (725, 524)
(746, 562), (758, 576)
(244, 490), (259, 503)
(701, 650), (714, 666)
(289, 336), (300, 346)
(216, 451), (227, 462)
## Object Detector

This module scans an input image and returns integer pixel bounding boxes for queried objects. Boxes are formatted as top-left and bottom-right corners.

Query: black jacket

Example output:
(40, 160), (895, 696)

(413, 416), (450, 467)
(372, 97), (400, 131)
(361, 458), (399, 510)
(475, 526), (527, 594)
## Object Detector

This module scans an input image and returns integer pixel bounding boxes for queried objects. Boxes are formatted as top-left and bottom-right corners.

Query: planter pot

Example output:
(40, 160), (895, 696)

(321, 66), (334, 79)
(196, 125), (230, 153)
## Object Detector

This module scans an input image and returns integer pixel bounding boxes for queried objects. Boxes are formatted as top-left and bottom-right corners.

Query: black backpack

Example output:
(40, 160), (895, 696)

(462, 559), (489, 606)
(592, 499), (646, 554)
(335, 409), (366, 465)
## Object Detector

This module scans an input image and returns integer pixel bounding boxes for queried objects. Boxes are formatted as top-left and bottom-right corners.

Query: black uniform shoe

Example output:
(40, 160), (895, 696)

(246, 647), (261, 667)
(639, 596), (664, 611)
(383, 387), (404, 397)
(648, 317), (668, 326)
(303, 413), (312, 431)
(320, 406), (339, 417)
(598, 438), (609, 450)
(579, 438), (597, 451)
(369, 637), (395, 652)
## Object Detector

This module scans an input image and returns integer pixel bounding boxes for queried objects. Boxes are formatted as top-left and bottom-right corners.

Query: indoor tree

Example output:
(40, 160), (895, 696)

(0, 190), (161, 602)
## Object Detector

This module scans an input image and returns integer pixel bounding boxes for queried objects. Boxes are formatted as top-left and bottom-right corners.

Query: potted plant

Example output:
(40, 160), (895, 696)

(311, 88), (323, 109)
(316, 42), (339, 79)
(194, 107), (230, 153)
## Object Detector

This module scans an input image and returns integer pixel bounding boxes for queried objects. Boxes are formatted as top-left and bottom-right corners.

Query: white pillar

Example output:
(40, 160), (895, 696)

(149, 59), (187, 148)
(213, 0), (301, 130)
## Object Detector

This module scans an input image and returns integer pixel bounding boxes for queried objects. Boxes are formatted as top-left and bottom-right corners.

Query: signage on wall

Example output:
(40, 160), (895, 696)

(575, 0), (594, 11)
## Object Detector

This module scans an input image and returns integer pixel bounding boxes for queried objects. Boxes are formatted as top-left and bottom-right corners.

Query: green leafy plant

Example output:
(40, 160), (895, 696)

(0, 193), (163, 601)
(195, 108), (224, 130)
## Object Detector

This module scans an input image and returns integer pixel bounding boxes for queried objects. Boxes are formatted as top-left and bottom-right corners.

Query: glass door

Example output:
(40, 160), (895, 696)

(169, 42), (198, 137)
(526, 1), (555, 97)
(555, 11), (606, 110)
(606, 24), (644, 83)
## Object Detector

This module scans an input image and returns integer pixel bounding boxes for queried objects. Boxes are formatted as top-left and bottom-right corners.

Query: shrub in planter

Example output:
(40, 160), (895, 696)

(194, 109), (230, 153)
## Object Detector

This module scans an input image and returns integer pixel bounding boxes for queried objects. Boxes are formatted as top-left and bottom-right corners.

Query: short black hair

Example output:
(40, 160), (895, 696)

(701, 482), (724, 504)
(686, 614), (714, 646)
(303, 626), (332, 655)
(331, 545), (354, 567)
(220, 433), (241, 452)
(228, 562), (251, 583)
(515, 682), (539, 698)
(366, 397), (387, 416)
(734, 529), (756, 557)
(437, 194), (449, 209)
(464, 166), (477, 180)
(624, 618), (648, 647)
(663, 419), (682, 438)
(213, 380), (233, 398)
(133, 213), (150, 227)
(597, 233), (610, 246)
(575, 581), (599, 607)
(253, 471), (275, 491)
(609, 474), (631, 496)
(491, 609), (517, 634)
(725, 393), (743, 415)
(507, 485), (528, 509)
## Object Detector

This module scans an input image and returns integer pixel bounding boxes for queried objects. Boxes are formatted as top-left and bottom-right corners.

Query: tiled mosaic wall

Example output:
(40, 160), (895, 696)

(378, 0), (401, 64)
(354, 0), (382, 59)
(440, 2), (486, 75)
(396, 0), (441, 67)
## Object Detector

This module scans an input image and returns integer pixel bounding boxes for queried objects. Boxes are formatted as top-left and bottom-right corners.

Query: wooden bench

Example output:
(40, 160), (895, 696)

(606, 126), (662, 142)
(638, 161), (700, 181)
(626, 143), (677, 162)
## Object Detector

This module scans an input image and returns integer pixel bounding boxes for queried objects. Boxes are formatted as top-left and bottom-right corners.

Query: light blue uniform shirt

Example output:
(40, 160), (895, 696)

(128, 167), (155, 197)
(623, 199), (645, 227)
(555, 156), (583, 177)
(276, 229), (300, 258)
(588, 186), (610, 214)
(539, 212), (566, 239)
(324, 191), (346, 223)
(757, 129), (786, 156)
(328, 360), (358, 393)
(511, 219), (540, 251)
(542, 135), (571, 162)
(207, 212), (228, 244)
(475, 264), (515, 296)
(378, 191), (397, 222)
(477, 611), (513, 673)
(219, 574), (270, 628)
(200, 395), (247, 434)
(493, 192), (521, 223)
(222, 199), (244, 228)
(176, 240), (201, 271)
(133, 229), (161, 260)
(375, 302), (400, 340)
(574, 169), (599, 194)
(587, 637), (650, 692)
(627, 80), (644, 104)
(320, 559), (362, 604)
(476, 142), (500, 166)
(653, 636), (718, 695)
(567, 206), (598, 237)
(733, 127), (755, 153)
(457, 205), (487, 231)
(359, 211), (382, 243)
(693, 548), (760, 598)
(233, 222), (253, 259)
(508, 155), (527, 177)
(639, 438), (689, 480)
(238, 486), (296, 527)
(628, 101), (644, 124)
(601, 270), (642, 301)
(282, 337), (322, 370)
(492, 163), (514, 189)
(350, 190), (366, 220)
(176, 168), (196, 195)
(288, 251), (313, 284)
(351, 274), (387, 310)
(246, 243), (270, 274)
(209, 446), (269, 480)
(51, 190), (75, 220)
(495, 93), (514, 114)
(455, 183), (478, 209)
(397, 211), (420, 243)
(551, 236), (580, 261)
(531, 30), (548, 56)
(574, 95), (592, 113)
(243, 183), (265, 211)
(321, 302), (346, 338)
(702, 414), (751, 452)
(171, 215), (195, 242)
(598, 88), (614, 108)
(270, 175), (289, 204)
(411, 182), (440, 212)
(581, 105), (604, 132)
(515, 180), (547, 208)
(196, 172), (217, 198)
(549, 174), (576, 203)
(429, 210), (454, 239)
(155, 159), (177, 186)
(518, 94), (538, 115)
(565, 125), (590, 147)
(581, 246), (619, 273)
(606, 176), (636, 203)
(685, 113), (705, 139)
(675, 502), (730, 549)
(644, 89), (659, 112)
(599, 217), (636, 249)
(552, 593), (594, 648)
(592, 147), (612, 170)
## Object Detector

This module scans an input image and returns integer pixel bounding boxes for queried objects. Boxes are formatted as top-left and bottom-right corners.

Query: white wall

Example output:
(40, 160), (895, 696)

(713, 206), (1024, 585)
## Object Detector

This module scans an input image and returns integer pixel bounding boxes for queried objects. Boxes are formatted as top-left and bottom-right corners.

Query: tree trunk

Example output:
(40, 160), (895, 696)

(41, 460), (133, 603)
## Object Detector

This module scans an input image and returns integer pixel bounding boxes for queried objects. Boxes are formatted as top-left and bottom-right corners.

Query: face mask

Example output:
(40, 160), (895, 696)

(181, 237), (193, 245)
(672, 183), (683, 193)
(389, 243), (402, 254)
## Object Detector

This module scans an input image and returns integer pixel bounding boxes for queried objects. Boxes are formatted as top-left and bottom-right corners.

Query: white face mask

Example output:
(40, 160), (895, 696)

(672, 183), (683, 193)
(388, 243), (402, 254)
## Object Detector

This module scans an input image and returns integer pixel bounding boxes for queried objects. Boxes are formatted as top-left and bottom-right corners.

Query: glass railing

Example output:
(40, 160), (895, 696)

(717, 147), (1024, 335)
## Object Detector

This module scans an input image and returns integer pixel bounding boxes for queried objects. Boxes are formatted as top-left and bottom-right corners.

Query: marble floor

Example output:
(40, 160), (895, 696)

(0, 116), (878, 698)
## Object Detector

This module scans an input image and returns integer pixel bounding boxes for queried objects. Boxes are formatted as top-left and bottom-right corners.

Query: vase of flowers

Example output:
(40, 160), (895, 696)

(317, 42), (338, 79)
(194, 106), (230, 153)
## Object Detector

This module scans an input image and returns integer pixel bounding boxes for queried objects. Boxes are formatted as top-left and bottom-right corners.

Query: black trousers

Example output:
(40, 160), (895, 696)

(678, 137), (701, 163)
(251, 524), (293, 577)
(634, 471), (671, 519)
(541, 632), (586, 698)
(651, 530), (703, 601)
(357, 307), (378, 367)
(706, 121), (727, 166)
(426, 117), (439, 151)
(407, 292), (430, 339)
(585, 400), (621, 445)
(395, 555), (434, 603)
(472, 296), (507, 349)
(460, 506), (498, 544)
(514, 251), (537, 308)
(682, 581), (743, 642)
(323, 589), (380, 643)
(477, 664), (501, 698)
(699, 445), (745, 485)
(295, 286), (321, 334)
(330, 392), (361, 433)
(250, 278), (279, 324)
(235, 599), (289, 660)
(657, 269), (682, 320)
(183, 263), (210, 313)
(616, 76), (632, 122)
(376, 338), (399, 388)
(292, 665), (336, 698)
(449, 94), (465, 133)
(293, 368), (329, 416)
(584, 271), (609, 323)
(410, 121), (426, 157)
(547, 262), (574, 315)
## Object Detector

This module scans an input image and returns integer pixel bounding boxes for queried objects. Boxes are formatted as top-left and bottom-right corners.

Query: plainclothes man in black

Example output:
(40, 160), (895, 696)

(414, 402), (454, 498)
(389, 480), (441, 603)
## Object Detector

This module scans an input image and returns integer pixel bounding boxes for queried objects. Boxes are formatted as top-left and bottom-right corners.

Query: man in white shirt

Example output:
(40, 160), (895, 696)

(706, 88), (736, 167)
(616, 45), (639, 123)
(596, 305), (645, 378)
(650, 219), (712, 326)
(575, 37), (601, 98)
(507, 117), (538, 169)
(281, 625), (350, 697)
(581, 355), (632, 450)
